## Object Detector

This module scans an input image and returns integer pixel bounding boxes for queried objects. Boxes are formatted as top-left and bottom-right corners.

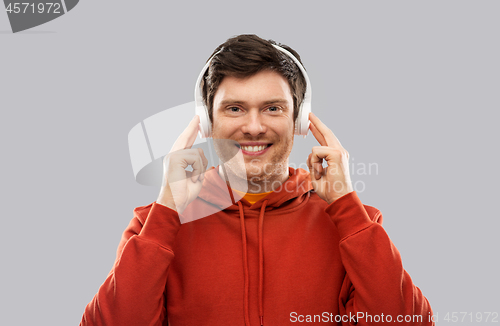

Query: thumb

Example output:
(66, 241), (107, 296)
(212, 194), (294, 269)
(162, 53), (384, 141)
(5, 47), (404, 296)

(307, 153), (316, 180)
(307, 153), (322, 180)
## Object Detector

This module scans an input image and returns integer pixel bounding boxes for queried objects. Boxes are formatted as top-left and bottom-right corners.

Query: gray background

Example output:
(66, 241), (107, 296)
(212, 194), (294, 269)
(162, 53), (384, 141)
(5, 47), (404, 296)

(1, 1), (498, 325)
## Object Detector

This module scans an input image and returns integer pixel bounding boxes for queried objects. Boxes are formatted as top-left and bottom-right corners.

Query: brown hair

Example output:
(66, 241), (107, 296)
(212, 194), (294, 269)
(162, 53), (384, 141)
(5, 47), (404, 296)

(201, 34), (307, 123)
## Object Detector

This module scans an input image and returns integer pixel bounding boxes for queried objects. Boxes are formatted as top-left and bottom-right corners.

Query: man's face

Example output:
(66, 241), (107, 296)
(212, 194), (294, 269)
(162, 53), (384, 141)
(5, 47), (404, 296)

(211, 69), (295, 182)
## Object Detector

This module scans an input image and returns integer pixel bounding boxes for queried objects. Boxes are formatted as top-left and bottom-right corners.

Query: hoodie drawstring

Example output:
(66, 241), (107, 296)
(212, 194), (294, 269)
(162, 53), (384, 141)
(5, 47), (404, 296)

(237, 199), (269, 326)
(258, 200), (268, 326)
(238, 201), (251, 326)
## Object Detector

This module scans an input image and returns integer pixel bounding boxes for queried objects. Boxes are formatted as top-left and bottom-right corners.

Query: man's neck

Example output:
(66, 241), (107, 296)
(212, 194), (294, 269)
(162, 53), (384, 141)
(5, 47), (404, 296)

(218, 164), (289, 194)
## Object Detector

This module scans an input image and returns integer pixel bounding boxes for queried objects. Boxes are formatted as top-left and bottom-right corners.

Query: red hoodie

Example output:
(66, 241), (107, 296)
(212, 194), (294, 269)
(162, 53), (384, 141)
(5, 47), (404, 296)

(80, 167), (433, 325)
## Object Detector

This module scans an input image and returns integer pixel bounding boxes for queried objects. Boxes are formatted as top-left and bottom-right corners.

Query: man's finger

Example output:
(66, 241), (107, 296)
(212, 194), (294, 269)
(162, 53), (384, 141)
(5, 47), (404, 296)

(309, 121), (327, 147)
(198, 148), (209, 181)
(307, 151), (325, 180)
(190, 150), (205, 183)
(309, 113), (343, 149)
(170, 115), (201, 153)
(198, 148), (208, 168)
(311, 146), (348, 166)
(309, 152), (326, 180)
(175, 150), (204, 183)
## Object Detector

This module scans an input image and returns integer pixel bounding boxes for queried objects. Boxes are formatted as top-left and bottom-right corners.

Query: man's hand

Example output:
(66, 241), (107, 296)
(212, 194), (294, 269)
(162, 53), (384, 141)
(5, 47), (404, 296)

(156, 115), (208, 213)
(306, 113), (354, 205)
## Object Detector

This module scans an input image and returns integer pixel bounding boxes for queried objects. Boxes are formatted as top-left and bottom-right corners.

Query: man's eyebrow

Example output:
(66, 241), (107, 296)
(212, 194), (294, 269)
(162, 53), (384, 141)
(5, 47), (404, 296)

(218, 98), (290, 106)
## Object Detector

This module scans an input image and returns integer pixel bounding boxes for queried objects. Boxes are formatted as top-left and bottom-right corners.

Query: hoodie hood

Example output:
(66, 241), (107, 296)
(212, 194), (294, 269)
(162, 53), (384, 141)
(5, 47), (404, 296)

(197, 166), (313, 210)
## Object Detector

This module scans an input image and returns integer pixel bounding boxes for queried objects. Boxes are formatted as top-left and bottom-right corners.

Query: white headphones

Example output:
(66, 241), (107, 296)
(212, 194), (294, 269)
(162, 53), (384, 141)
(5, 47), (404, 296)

(194, 44), (312, 138)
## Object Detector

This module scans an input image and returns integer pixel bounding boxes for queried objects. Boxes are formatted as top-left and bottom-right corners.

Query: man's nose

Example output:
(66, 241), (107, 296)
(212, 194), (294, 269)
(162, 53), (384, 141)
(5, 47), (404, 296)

(240, 111), (267, 136)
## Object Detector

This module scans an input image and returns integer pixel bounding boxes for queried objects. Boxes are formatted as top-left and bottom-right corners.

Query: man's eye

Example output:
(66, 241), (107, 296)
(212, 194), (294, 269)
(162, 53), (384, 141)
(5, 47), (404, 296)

(267, 106), (281, 112)
(229, 107), (241, 112)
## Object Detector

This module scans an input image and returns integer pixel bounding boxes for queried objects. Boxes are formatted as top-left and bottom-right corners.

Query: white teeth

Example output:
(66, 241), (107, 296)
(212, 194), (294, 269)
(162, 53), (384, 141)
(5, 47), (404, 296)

(241, 145), (268, 152)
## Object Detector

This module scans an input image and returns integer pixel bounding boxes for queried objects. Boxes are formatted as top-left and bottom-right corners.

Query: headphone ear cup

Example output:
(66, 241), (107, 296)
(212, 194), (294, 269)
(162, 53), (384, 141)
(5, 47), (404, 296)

(195, 104), (212, 138)
(294, 102), (311, 136)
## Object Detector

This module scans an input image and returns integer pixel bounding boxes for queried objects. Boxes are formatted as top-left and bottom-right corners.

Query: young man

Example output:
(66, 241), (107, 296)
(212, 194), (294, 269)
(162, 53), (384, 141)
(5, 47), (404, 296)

(81, 35), (433, 325)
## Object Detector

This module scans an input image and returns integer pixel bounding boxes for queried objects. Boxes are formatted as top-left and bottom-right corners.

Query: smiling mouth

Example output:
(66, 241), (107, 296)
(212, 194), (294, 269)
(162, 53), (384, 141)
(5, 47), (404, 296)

(236, 144), (272, 153)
